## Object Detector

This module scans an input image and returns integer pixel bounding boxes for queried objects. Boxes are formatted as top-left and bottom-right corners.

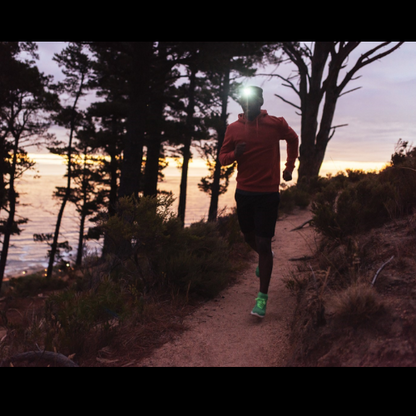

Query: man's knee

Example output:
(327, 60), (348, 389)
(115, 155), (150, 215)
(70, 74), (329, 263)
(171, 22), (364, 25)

(255, 236), (272, 254)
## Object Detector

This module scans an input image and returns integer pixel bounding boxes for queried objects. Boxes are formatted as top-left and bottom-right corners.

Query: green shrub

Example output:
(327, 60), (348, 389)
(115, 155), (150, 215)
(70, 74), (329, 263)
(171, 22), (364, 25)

(160, 221), (232, 298)
(216, 208), (245, 248)
(312, 141), (416, 240)
(102, 195), (235, 299)
(44, 276), (126, 355)
(312, 176), (397, 240)
(338, 177), (396, 233)
(279, 185), (311, 213)
(9, 274), (68, 297)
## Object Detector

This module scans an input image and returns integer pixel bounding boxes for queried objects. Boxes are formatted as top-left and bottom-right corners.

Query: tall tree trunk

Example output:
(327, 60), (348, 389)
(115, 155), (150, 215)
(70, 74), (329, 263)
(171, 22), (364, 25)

(208, 66), (230, 222)
(296, 42), (331, 182)
(0, 135), (18, 291)
(47, 162), (71, 278)
(178, 66), (197, 226)
(101, 145), (119, 259)
(143, 135), (162, 198)
(118, 42), (153, 200)
(76, 207), (86, 267)
(143, 42), (169, 199)
(0, 136), (7, 217)
(297, 98), (337, 181)
(298, 60), (339, 181)
(47, 79), (83, 279)
(75, 150), (88, 267)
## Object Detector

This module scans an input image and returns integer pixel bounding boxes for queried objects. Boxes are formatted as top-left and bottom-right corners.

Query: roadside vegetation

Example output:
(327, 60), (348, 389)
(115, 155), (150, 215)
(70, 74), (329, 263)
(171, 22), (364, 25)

(285, 140), (416, 366)
(0, 197), (248, 367)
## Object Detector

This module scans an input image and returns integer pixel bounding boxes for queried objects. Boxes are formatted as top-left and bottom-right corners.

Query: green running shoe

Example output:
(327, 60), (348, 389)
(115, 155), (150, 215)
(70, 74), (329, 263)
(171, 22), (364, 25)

(251, 292), (268, 318)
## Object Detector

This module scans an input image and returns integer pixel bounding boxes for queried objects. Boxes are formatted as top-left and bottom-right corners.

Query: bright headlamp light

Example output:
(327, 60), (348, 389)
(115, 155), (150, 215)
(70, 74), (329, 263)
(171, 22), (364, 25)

(241, 87), (254, 98)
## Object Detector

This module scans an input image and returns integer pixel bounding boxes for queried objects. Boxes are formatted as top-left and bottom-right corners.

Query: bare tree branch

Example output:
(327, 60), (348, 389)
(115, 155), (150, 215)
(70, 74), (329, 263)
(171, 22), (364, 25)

(282, 43), (310, 79)
(339, 86), (362, 97)
(337, 42), (405, 95)
(274, 94), (301, 110)
(282, 42), (311, 97)
(329, 124), (348, 140)
(257, 73), (301, 97)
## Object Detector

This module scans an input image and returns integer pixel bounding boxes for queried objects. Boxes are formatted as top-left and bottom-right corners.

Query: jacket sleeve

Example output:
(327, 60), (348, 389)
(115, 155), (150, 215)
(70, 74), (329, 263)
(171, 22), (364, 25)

(219, 126), (236, 167)
(280, 119), (299, 173)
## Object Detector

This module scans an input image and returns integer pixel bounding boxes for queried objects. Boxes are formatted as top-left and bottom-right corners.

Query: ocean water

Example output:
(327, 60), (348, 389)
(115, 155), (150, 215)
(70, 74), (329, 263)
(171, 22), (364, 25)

(3, 167), (238, 279)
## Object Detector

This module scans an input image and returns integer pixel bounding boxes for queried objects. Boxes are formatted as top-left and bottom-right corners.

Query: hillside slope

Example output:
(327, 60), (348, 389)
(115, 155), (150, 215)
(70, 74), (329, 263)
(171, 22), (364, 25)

(288, 213), (416, 367)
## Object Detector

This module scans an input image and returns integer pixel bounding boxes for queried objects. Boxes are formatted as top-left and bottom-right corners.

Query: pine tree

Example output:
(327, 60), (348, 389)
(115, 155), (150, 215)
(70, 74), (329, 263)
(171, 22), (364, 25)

(0, 42), (59, 289)
(46, 42), (93, 279)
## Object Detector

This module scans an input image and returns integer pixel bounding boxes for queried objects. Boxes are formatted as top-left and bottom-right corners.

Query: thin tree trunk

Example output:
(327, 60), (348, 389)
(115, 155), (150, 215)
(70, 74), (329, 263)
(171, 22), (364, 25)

(118, 42), (153, 200)
(0, 135), (8, 218)
(143, 42), (169, 199)
(178, 66), (196, 226)
(76, 208), (86, 267)
(46, 78), (84, 279)
(101, 146), (119, 259)
(0, 135), (19, 291)
(143, 135), (162, 198)
(208, 66), (230, 222)
(75, 151), (88, 267)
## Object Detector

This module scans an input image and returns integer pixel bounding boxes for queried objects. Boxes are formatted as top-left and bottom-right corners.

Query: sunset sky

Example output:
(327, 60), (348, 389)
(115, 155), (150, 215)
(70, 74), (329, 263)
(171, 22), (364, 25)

(32, 41), (416, 176)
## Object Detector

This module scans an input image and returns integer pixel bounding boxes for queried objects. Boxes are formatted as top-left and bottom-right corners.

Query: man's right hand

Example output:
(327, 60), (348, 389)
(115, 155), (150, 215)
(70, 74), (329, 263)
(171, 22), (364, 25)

(234, 142), (247, 158)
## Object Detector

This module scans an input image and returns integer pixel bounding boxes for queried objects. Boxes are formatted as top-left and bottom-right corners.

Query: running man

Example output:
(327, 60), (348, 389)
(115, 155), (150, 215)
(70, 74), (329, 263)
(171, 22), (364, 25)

(219, 86), (299, 318)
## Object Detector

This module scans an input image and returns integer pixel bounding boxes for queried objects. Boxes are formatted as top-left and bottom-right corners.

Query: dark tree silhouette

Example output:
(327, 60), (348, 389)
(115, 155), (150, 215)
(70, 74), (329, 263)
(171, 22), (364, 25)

(263, 42), (405, 181)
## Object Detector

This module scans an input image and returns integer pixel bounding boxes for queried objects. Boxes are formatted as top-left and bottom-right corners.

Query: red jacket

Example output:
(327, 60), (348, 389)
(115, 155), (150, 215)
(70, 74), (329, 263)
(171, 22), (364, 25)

(219, 110), (299, 193)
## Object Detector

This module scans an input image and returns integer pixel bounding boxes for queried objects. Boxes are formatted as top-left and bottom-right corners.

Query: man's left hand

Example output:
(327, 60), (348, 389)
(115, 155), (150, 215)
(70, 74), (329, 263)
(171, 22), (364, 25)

(283, 170), (292, 182)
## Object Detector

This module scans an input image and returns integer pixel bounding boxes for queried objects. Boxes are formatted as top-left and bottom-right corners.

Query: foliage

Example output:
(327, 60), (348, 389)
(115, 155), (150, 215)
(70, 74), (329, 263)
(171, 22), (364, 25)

(33, 233), (73, 263)
(278, 184), (311, 214)
(312, 140), (416, 240)
(9, 274), (68, 297)
(198, 160), (237, 197)
(19, 195), (243, 361)
(44, 276), (126, 355)
(103, 195), (235, 298)
(159, 220), (232, 298)
(0, 41), (60, 289)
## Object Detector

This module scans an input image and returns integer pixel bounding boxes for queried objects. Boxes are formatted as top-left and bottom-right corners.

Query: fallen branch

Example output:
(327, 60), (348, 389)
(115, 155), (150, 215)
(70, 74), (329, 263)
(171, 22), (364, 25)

(289, 255), (314, 262)
(371, 255), (395, 286)
(291, 219), (313, 231)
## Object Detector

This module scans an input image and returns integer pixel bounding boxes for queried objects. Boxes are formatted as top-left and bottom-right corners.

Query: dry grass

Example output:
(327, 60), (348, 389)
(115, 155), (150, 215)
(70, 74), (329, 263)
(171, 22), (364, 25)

(328, 283), (385, 326)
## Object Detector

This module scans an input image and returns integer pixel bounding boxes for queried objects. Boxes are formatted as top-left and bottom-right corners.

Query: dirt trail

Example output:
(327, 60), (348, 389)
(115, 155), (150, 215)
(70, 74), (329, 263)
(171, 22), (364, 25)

(137, 209), (316, 367)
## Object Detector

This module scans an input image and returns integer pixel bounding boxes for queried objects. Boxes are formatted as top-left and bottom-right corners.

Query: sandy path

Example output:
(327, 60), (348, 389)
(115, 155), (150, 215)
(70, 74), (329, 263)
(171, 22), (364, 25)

(137, 209), (316, 367)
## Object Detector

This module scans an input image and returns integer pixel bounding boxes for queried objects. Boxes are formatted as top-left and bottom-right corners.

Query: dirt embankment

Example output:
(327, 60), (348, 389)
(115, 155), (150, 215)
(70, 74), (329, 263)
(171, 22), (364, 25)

(288, 213), (416, 367)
